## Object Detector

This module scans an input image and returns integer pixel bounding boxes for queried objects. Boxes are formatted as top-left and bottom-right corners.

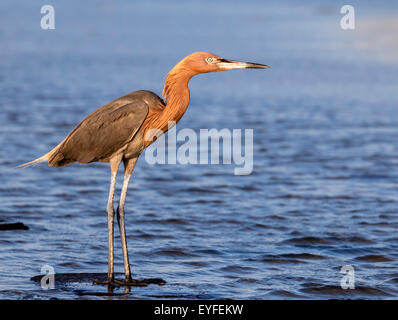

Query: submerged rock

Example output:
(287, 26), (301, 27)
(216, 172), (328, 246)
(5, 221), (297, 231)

(0, 222), (29, 231)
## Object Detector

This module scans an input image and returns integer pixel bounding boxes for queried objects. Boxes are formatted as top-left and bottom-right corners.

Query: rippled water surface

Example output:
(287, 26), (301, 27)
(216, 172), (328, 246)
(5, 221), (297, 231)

(1, 0), (398, 299)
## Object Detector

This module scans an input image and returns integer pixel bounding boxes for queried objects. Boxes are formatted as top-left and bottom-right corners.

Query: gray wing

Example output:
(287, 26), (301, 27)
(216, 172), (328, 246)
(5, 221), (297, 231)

(49, 99), (149, 167)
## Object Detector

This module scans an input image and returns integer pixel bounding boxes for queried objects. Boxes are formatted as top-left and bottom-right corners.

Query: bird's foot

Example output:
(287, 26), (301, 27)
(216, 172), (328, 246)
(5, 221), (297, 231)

(114, 277), (166, 287)
(93, 278), (120, 287)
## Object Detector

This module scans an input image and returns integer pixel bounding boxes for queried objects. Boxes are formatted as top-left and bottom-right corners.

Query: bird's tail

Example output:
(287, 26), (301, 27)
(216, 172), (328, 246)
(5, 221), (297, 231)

(17, 139), (65, 169)
(17, 152), (51, 168)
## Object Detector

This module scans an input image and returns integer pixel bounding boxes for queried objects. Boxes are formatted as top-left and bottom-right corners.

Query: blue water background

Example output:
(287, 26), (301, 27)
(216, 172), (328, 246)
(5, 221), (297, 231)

(0, 0), (398, 299)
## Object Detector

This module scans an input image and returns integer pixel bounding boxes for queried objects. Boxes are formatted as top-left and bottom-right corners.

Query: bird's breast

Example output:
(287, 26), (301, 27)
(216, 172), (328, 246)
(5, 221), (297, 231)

(123, 130), (146, 159)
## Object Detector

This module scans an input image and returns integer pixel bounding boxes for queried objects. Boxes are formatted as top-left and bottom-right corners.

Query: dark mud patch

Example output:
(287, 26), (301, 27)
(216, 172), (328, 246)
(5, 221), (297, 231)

(31, 273), (166, 291)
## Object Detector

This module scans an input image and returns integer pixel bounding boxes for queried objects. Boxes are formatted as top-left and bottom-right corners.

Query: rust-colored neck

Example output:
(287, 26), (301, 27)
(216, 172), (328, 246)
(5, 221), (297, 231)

(159, 65), (196, 131)
(156, 63), (195, 132)
(141, 64), (196, 147)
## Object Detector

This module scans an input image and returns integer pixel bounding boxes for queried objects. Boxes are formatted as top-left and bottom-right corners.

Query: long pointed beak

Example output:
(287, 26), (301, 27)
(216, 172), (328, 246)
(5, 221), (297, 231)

(217, 59), (270, 70)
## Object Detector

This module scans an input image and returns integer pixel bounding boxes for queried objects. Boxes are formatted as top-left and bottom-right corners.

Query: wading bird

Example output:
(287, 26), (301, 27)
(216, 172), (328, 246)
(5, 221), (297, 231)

(21, 52), (269, 286)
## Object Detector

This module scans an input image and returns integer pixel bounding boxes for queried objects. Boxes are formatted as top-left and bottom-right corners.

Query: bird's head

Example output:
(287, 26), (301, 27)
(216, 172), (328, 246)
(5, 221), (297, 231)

(178, 52), (270, 74)
(163, 52), (269, 102)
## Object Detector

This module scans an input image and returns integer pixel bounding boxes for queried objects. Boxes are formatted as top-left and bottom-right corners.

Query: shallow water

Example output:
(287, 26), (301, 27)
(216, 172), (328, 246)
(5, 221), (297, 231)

(1, 0), (398, 299)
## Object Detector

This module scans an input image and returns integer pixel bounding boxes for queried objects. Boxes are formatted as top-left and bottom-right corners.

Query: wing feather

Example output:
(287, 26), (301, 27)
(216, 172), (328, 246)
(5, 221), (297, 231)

(49, 100), (149, 166)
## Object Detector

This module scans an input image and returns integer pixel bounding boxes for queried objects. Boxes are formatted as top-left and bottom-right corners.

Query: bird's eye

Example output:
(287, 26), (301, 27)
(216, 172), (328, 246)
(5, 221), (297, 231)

(206, 57), (214, 64)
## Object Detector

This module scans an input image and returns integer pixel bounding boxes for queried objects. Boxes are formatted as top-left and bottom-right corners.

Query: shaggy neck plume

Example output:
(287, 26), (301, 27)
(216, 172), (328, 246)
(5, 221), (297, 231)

(160, 63), (196, 129)
(141, 62), (198, 148)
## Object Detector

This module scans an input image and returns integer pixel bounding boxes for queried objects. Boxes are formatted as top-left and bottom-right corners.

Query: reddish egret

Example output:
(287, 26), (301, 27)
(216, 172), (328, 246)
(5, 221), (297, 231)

(21, 52), (269, 286)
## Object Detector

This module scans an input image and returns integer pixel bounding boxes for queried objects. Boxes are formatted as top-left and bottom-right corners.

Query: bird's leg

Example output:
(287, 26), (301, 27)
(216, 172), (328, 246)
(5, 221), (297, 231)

(117, 173), (132, 281)
(94, 157), (121, 286)
(114, 158), (146, 286)
(106, 172), (117, 281)
(113, 158), (165, 287)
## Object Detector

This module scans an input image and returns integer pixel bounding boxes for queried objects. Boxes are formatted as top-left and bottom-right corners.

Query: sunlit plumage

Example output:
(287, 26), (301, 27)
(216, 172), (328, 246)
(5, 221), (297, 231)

(20, 52), (269, 286)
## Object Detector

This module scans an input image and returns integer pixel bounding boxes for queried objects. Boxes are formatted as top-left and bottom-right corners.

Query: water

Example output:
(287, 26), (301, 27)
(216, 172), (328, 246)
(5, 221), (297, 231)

(1, 0), (398, 299)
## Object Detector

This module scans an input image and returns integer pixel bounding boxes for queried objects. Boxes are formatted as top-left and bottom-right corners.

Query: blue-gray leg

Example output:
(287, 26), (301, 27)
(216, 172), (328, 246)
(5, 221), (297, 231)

(94, 157), (121, 286)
